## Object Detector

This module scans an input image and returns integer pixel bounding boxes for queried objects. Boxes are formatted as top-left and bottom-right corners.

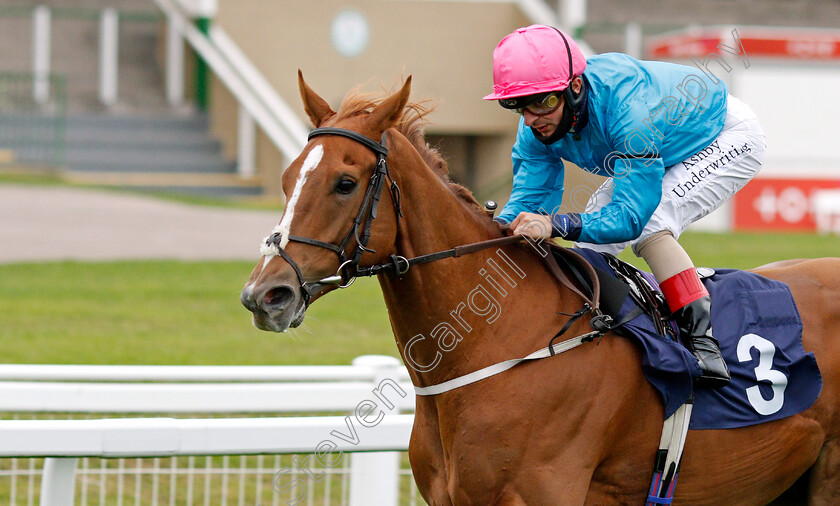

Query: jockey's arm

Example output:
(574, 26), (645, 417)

(573, 96), (667, 244)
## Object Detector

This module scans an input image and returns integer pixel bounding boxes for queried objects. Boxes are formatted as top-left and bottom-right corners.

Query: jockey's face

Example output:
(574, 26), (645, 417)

(521, 77), (582, 138)
(522, 95), (566, 137)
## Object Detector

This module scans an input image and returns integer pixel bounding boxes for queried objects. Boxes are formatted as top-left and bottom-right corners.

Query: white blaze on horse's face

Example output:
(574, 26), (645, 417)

(259, 144), (324, 267)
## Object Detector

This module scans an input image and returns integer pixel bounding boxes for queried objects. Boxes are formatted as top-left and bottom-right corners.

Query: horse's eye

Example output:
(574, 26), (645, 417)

(336, 178), (357, 194)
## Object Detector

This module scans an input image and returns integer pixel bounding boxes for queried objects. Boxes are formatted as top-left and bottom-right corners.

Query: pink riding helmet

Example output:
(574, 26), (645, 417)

(483, 25), (587, 102)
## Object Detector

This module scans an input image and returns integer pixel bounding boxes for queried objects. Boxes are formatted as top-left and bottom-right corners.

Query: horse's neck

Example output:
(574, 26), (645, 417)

(378, 143), (579, 387)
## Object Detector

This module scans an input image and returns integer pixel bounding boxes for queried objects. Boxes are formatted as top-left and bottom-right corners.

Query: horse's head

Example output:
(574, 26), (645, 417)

(241, 71), (410, 332)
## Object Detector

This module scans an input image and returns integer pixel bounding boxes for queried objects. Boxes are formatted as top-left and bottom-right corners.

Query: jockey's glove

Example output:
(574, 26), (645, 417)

(550, 213), (582, 241)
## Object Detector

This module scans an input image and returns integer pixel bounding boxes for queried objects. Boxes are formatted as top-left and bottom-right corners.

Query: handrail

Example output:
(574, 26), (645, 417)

(208, 26), (311, 144)
(0, 356), (414, 413)
(0, 355), (415, 506)
(150, 0), (588, 173)
(4, 415), (413, 505)
(152, 0), (307, 163)
(0, 381), (416, 413)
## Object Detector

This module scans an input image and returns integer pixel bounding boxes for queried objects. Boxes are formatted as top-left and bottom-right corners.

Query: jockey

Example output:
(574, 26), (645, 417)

(485, 25), (766, 388)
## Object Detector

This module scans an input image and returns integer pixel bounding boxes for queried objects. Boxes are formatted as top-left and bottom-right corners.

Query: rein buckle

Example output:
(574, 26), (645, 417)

(390, 255), (410, 277)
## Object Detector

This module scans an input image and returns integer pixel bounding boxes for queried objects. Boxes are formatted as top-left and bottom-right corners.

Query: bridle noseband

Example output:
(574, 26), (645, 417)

(264, 127), (404, 307)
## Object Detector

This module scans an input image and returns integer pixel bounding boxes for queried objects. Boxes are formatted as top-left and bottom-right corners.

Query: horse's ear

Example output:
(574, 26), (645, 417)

(366, 76), (412, 133)
(298, 70), (335, 127)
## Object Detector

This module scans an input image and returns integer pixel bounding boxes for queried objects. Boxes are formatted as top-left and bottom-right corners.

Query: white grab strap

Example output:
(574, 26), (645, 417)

(413, 331), (599, 396)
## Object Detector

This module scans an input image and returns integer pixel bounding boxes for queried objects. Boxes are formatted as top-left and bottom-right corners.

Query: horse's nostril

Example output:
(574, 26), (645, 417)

(263, 286), (295, 310)
(240, 285), (258, 311)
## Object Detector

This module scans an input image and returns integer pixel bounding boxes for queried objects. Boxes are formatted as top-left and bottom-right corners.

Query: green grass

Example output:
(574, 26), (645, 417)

(0, 261), (394, 365)
(676, 231), (840, 268)
(615, 231), (840, 270)
(0, 231), (838, 366)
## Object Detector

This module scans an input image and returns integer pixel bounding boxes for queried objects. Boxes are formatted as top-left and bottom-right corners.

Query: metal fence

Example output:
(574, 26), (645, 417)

(0, 73), (67, 168)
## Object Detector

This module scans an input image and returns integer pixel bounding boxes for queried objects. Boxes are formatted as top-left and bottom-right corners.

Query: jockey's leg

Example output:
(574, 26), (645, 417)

(636, 230), (731, 388)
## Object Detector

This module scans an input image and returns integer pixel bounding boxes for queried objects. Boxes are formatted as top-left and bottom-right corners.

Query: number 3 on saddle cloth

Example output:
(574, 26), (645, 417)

(572, 248), (822, 428)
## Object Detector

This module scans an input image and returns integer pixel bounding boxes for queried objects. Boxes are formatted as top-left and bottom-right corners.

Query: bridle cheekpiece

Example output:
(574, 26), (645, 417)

(264, 127), (404, 307)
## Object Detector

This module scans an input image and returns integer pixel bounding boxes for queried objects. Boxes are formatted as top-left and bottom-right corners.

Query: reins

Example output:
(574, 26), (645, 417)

(266, 127), (557, 305)
(266, 126), (619, 395)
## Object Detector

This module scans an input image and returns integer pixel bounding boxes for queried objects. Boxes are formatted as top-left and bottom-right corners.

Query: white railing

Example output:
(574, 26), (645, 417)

(0, 380), (415, 413)
(2, 416), (415, 506)
(0, 355), (420, 506)
(0, 362), (412, 383)
(0, 359), (414, 414)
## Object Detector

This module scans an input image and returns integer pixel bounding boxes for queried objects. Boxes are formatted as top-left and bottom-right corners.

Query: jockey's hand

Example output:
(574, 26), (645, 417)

(511, 212), (583, 241)
(510, 212), (552, 240)
(492, 218), (513, 236)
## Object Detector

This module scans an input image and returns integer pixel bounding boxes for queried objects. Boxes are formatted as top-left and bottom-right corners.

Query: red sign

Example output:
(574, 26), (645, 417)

(648, 27), (840, 60)
(733, 178), (840, 231)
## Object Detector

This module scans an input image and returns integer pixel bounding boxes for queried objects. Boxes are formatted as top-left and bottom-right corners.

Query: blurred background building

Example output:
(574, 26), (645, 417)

(1, 0), (839, 232)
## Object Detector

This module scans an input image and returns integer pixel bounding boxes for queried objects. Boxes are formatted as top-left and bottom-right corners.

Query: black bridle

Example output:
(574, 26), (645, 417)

(264, 127), (405, 307)
(263, 126), (555, 311)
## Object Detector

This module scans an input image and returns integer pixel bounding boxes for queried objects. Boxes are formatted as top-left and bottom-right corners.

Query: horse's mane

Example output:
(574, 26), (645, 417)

(334, 88), (483, 212)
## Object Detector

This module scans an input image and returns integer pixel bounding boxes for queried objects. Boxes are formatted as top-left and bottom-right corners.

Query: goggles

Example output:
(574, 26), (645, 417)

(499, 92), (563, 116)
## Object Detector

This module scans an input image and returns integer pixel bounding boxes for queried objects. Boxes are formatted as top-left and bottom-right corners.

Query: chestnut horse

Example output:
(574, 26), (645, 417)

(241, 73), (840, 505)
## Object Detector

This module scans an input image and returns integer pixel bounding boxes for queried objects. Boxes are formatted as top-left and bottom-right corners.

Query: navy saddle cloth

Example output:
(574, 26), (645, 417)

(573, 248), (822, 430)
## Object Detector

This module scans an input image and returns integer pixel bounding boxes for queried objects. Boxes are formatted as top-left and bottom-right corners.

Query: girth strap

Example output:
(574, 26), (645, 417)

(413, 301), (643, 396)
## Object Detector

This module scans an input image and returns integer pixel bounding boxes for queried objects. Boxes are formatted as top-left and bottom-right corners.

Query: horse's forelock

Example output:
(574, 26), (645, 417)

(333, 88), (483, 213)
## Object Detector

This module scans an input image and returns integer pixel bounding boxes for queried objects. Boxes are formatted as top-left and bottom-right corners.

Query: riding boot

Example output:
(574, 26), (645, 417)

(660, 269), (731, 389)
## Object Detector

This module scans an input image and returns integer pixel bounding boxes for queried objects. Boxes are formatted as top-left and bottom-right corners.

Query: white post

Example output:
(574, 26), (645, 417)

(32, 5), (51, 105)
(624, 22), (643, 59)
(166, 15), (185, 106)
(99, 8), (119, 107)
(40, 458), (78, 506)
(348, 356), (403, 506)
(559, 0), (587, 35)
(237, 105), (256, 178)
(348, 452), (400, 506)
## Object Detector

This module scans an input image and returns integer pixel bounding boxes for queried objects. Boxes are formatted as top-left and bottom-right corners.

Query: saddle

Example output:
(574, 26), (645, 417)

(539, 241), (675, 342)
